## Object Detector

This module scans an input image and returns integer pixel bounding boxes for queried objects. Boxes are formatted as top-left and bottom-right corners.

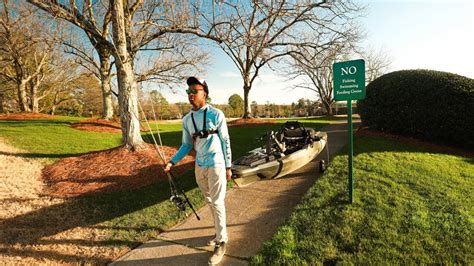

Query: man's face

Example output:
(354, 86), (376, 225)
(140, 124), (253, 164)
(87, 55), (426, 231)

(187, 83), (207, 107)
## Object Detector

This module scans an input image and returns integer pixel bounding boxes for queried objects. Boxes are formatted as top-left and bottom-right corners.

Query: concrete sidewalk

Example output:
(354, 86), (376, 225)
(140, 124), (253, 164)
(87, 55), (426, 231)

(111, 119), (359, 266)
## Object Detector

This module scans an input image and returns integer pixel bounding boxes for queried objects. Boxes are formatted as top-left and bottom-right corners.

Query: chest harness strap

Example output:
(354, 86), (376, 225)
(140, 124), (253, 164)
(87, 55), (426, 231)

(191, 107), (218, 139)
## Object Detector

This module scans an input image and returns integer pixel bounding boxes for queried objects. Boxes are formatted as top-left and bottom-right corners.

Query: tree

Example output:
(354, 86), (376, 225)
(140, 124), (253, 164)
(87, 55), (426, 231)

(39, 60), (82, 115)
(62, 21), (115, 120)
(166, 104), (180, 120)
(135, 34), (209, 88)
(228, 93), (244, 118)
(50, 4), (207, 121)
(148, 90), (169, 120)
(214, 103), (233, 118)
(358, 47), (393, 83)
(288, 44), (391, 115)
(27, 0), (208, 150)
(296, 98), (307, 116)
(286, 36), (354, 115)
(281, 105), (292, 117)
(251, 100), (258, 117)
(0, 77), (15, 113)
(73, 73), (103, 117)
(47, 71), (104, 117)
(0, 0), (59, 113)
(292, 98), (316, 117)
(175, 102), (192, 118)
(186, 1), (362, 118)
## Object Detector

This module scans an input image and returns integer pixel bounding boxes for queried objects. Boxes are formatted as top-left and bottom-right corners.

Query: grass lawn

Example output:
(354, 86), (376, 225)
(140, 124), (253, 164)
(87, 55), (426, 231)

(0, 116), (335, 252)
(252, 136), (474, 264)
(0, 116), (121, 160)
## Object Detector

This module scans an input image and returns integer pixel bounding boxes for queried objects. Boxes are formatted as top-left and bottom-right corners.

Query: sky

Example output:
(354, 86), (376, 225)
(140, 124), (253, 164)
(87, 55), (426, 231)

(161, 0), (474, 105)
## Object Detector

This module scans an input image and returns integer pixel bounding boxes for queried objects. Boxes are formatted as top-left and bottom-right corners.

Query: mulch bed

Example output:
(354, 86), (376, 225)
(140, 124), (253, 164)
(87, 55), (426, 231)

(356, 128), (474, 158)
(42, 144), (195, 198)
(0, 113), (57, 120)
(228, 118), (276, 127)
(71, 118), (167, 133)
(71, 118), (122, 133)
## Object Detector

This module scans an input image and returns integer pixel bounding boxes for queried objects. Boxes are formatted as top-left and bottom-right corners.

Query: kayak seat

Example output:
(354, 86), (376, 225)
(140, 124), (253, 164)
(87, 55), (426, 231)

(283, 128), (306, 140)
(281, 122), (320, 142)
(280, 123), (309, 154)
(282, 121), (307, 142)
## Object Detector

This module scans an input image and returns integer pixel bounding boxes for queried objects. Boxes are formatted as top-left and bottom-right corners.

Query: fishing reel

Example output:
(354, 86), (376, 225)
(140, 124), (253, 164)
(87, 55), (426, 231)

(170, 195), (186, 211)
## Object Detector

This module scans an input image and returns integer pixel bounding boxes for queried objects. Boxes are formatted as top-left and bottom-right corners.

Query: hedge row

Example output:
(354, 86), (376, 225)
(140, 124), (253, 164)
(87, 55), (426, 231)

(358, 70), (474, 150)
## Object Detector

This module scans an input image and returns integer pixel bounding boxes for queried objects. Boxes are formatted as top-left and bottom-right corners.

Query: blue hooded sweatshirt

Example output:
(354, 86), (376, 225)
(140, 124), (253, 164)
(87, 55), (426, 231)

(170, 105), (232, 168)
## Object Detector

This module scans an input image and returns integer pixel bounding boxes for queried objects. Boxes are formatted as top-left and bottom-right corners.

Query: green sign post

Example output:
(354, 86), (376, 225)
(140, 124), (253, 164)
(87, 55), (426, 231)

(333, 59), (365, 203)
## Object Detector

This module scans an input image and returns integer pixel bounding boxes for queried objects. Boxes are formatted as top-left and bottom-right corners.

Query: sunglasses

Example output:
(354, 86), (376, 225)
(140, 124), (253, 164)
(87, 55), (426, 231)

(186, 88), (204, 95)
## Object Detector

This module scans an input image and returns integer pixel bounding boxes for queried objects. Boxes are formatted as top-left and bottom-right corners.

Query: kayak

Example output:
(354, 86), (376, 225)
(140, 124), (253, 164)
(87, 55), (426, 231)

(231, 121), (328, 187)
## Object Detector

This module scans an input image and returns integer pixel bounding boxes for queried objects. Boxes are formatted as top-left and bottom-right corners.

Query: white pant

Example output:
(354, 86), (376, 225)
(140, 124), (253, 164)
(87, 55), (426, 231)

(195, 165), (228, 243)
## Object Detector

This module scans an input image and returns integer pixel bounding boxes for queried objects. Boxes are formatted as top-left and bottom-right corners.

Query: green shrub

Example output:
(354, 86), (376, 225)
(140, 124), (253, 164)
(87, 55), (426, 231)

(358, 70), (474, 149)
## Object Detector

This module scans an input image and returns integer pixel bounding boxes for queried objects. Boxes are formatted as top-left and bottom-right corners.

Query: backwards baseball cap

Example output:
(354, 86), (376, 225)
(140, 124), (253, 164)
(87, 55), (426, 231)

(186, 76), (209, 95)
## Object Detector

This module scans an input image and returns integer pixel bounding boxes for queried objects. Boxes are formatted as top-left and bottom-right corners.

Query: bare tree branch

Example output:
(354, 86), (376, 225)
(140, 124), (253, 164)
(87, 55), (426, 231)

(27, 0), (112, 50)
(182, 0), (363, 118)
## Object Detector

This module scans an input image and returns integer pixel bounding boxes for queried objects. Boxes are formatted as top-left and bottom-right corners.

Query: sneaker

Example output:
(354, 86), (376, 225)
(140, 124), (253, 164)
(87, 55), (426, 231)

(208, 241), (226, 265)
(207, 234), (217, 246)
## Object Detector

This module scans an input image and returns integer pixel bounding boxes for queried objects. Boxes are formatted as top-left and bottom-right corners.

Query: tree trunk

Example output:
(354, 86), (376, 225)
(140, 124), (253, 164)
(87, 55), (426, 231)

(111, 0), (145, 151)
(31, 98), (39, 113)
(99, 49), (114, 120)
(322, 98), (333, 116)
(50, 90), (60, 115)
(242, 86), (251, 118)
(0, 93), (4, 113)
(102, 80), (114, 119)
(17, 80), (30, 112)
(30, 81), (40, 113)
(242, 75), (251, 118)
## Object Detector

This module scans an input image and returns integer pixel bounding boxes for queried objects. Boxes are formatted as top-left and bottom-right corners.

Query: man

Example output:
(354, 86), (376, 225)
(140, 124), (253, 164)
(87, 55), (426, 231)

(164, 76), (232, 265)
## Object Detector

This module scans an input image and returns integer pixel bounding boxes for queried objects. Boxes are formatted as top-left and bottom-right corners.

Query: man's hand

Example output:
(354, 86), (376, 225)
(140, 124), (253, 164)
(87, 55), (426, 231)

(226, 168), (232, 181)
(164, 162), (173, 173)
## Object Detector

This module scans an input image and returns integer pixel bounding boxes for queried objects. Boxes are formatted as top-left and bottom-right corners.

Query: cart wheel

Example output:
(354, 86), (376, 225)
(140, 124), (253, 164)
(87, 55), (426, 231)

(319, 160), (326, 173)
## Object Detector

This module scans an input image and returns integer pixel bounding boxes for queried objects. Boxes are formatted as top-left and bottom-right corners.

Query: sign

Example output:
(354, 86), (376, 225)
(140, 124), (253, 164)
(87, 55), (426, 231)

(333, 59), (366, 101)
(332, 59), (366, 204)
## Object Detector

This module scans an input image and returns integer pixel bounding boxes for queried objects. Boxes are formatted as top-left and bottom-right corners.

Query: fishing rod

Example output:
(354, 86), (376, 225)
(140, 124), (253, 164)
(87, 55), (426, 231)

(107, 40), (199, 220)
(138, 96), (200, 220)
